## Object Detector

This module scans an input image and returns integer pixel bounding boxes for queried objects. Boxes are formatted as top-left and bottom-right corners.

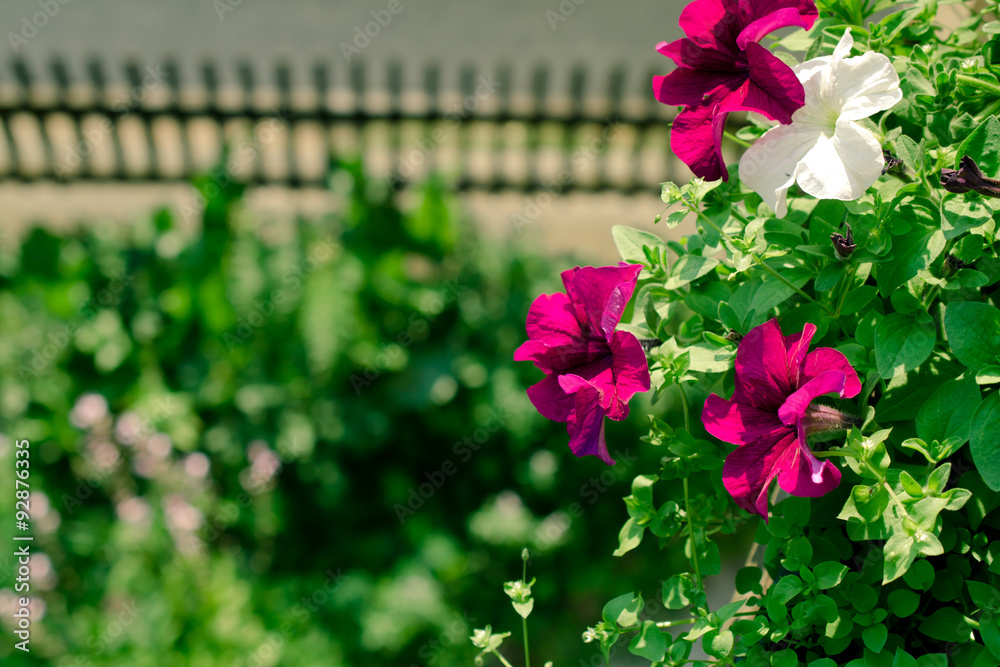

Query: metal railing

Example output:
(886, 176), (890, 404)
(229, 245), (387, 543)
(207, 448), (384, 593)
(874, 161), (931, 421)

(0, 57), (684, 193)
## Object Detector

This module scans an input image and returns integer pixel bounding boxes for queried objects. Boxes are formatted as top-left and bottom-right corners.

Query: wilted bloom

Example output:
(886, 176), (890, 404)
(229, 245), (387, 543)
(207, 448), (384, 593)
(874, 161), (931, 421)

(739, 29), (903, 217)
(702, 319), (861, 520)
(653, 0), (818, 181)
(940, 156), (1000, 197)
(831, 224), (856, 259)
(515, 264), (651, 465)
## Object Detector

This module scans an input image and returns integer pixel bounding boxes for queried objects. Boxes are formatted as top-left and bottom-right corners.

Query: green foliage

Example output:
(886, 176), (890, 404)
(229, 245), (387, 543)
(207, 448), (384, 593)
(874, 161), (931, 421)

(584, 3), (1000, 664)
(0, 160), (656, 666)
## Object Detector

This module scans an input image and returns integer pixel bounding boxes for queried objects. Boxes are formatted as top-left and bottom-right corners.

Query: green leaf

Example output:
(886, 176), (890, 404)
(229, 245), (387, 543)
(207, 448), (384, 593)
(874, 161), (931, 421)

(944, 302), (1000, 372)
(613, 518), (645, 556)
(971, 393), (1000, 491)
(918, 607), (974, 643)
(703, 629), (734, 659)
(602, 592), (643, 628)
(736, 566), (764, 595)
(903, 559), (935, 590)
(875, 225), (945, 295)
(977, 365), (1000, 385)
(968, 582), (1000, 612)
(628, 620), (668, 662)
(916, 376), (981, 446)
(883, 532), (921, 583)
(715, 598), (748, 623)
(662, 573), (702, 610)
(957, 115), (1000, 176)
(772, 648), (799, 667)
(981, 611), (1000, 660)
(875, 312), (935, 378)
(814, 562), (848, 589)
(893, 648), (919, 667)
(942, 194), (994, 240)
(887, 589), (920, 617)
(863, 623), (888, 652)
(612, 225), (665, 264)
(665, 255), (721, 290)
(771, 575), (804, 604)
(899, 470), (924, 498)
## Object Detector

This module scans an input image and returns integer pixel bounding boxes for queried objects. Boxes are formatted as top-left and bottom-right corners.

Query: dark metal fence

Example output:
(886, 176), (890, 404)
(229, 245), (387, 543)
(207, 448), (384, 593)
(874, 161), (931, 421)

(0, 57), (683, 193)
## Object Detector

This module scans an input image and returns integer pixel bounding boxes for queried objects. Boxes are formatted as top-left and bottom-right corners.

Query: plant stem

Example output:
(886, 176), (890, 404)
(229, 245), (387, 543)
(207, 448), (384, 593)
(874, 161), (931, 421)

(752, 254), (836, 315)
(487, 648), (516, 667)
(678, 383), (691, 433)
(812, 450), (854, 458)
(957, 73), (1000, 98)
(655, 618), (697, 628)
(683, 477), (703, 586)
(724, 131), (751, 149)
(521, 559), (530, 667)
(834, 265), (857, 318)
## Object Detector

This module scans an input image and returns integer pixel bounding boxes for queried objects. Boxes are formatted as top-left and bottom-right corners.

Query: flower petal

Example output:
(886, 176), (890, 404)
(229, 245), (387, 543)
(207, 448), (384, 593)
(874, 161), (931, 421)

(777, 369), (847, 426)
(722, 428), (799, 520)
(729, 42), (805, 124)
(832, 50), (904, 121)
(670, 103), (730, 182)
(559, 374), (614, 465)
(526, 374), (575, 422)
(776, 438), (842, 498)
(738, 120), (817, 218)
(802, 347), (862, 398)
(524, 291), (582, 343)
(676, 0), (732, 51)
(794, 119), (884, 203)
(562, 264), (642, 340)
(732, 319), (796, 410)
(653, 64), (744, 108)
(783, 322), (817, 385)
(703, 393), (790, 445)
(736, 3), (819, 50)
(603, 331), (652, 419)
(655, 38), (740, 73)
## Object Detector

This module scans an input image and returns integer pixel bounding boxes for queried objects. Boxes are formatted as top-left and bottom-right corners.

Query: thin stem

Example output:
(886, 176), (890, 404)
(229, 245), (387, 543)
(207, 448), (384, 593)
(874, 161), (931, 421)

(957, 73), (1000, 98)
(812, 450), (854, 458)
(683, 477), (703, 585)
(678, 383), (691, 433)
(521, 560), (530, 667)
(834, 265), (857, 318)
(752, 254), (836, 315)
(655, 618), (697, 629)
(724, 130), (751, 149)
(487, 648), (516, 667)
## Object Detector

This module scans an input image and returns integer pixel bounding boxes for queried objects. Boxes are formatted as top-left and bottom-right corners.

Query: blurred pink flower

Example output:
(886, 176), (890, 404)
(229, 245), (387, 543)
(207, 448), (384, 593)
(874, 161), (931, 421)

(515, 263), (650, 465)
(702, 319), (860, 520)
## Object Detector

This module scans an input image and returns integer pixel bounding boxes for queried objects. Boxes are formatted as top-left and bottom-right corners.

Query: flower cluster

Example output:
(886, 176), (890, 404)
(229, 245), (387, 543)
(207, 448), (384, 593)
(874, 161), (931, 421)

(514, 264), (651, 465)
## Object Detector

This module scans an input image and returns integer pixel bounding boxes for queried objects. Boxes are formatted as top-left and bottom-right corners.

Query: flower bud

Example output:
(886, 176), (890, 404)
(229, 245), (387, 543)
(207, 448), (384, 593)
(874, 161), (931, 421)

(831, 224), (856, 259)
(940, 156), (1000, 197)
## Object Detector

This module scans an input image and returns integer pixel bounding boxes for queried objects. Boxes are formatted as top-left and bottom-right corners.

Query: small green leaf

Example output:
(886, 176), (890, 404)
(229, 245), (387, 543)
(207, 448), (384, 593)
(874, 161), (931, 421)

(814, 562), (849, 589)
(944, 302), (1000, 373)
(887, 589), (920, 617)
(612, 518), (645, 556)
(899, 470), (924, 498)
(863, 624), (888, 652)
(968, 581), (1000, 612)
(612, 225), (665, 264)
(602, 592), (643, 628)
(628, 620), (668, 662)
(971, 393), (1000, 491)
(916, 376), (981, 446)
(875, 312), (935, 379)
(703, 629), (734, 659)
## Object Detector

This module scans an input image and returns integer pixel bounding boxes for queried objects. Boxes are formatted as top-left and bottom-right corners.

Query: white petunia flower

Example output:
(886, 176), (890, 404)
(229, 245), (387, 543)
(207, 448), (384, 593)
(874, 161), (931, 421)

(739, 29), (903, 218)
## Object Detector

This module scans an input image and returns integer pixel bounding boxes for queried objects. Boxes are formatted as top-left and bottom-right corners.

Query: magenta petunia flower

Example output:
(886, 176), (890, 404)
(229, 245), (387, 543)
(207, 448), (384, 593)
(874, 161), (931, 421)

(515, 263), (651, 465)
(653, 0), (818, 181)
(702, 319), (861, 520)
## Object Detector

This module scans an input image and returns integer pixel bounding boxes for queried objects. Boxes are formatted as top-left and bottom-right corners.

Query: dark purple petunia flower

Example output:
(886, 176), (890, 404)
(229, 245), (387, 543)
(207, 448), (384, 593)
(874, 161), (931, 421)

(702, 319), (860, 520)
(653, 0), (818, 181)
(515, 263), (651, 465)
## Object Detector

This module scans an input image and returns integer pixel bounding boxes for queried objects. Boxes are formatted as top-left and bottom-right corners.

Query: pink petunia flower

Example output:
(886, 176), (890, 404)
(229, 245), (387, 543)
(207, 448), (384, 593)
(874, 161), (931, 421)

(702, 318), (861, 520)
(515, 263), (651, 465)
(653, 0), (818, 181)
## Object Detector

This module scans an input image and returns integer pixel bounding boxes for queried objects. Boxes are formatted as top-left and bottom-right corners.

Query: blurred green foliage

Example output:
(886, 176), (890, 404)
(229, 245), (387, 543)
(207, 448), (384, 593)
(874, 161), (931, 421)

(0, 161), (664, 666)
